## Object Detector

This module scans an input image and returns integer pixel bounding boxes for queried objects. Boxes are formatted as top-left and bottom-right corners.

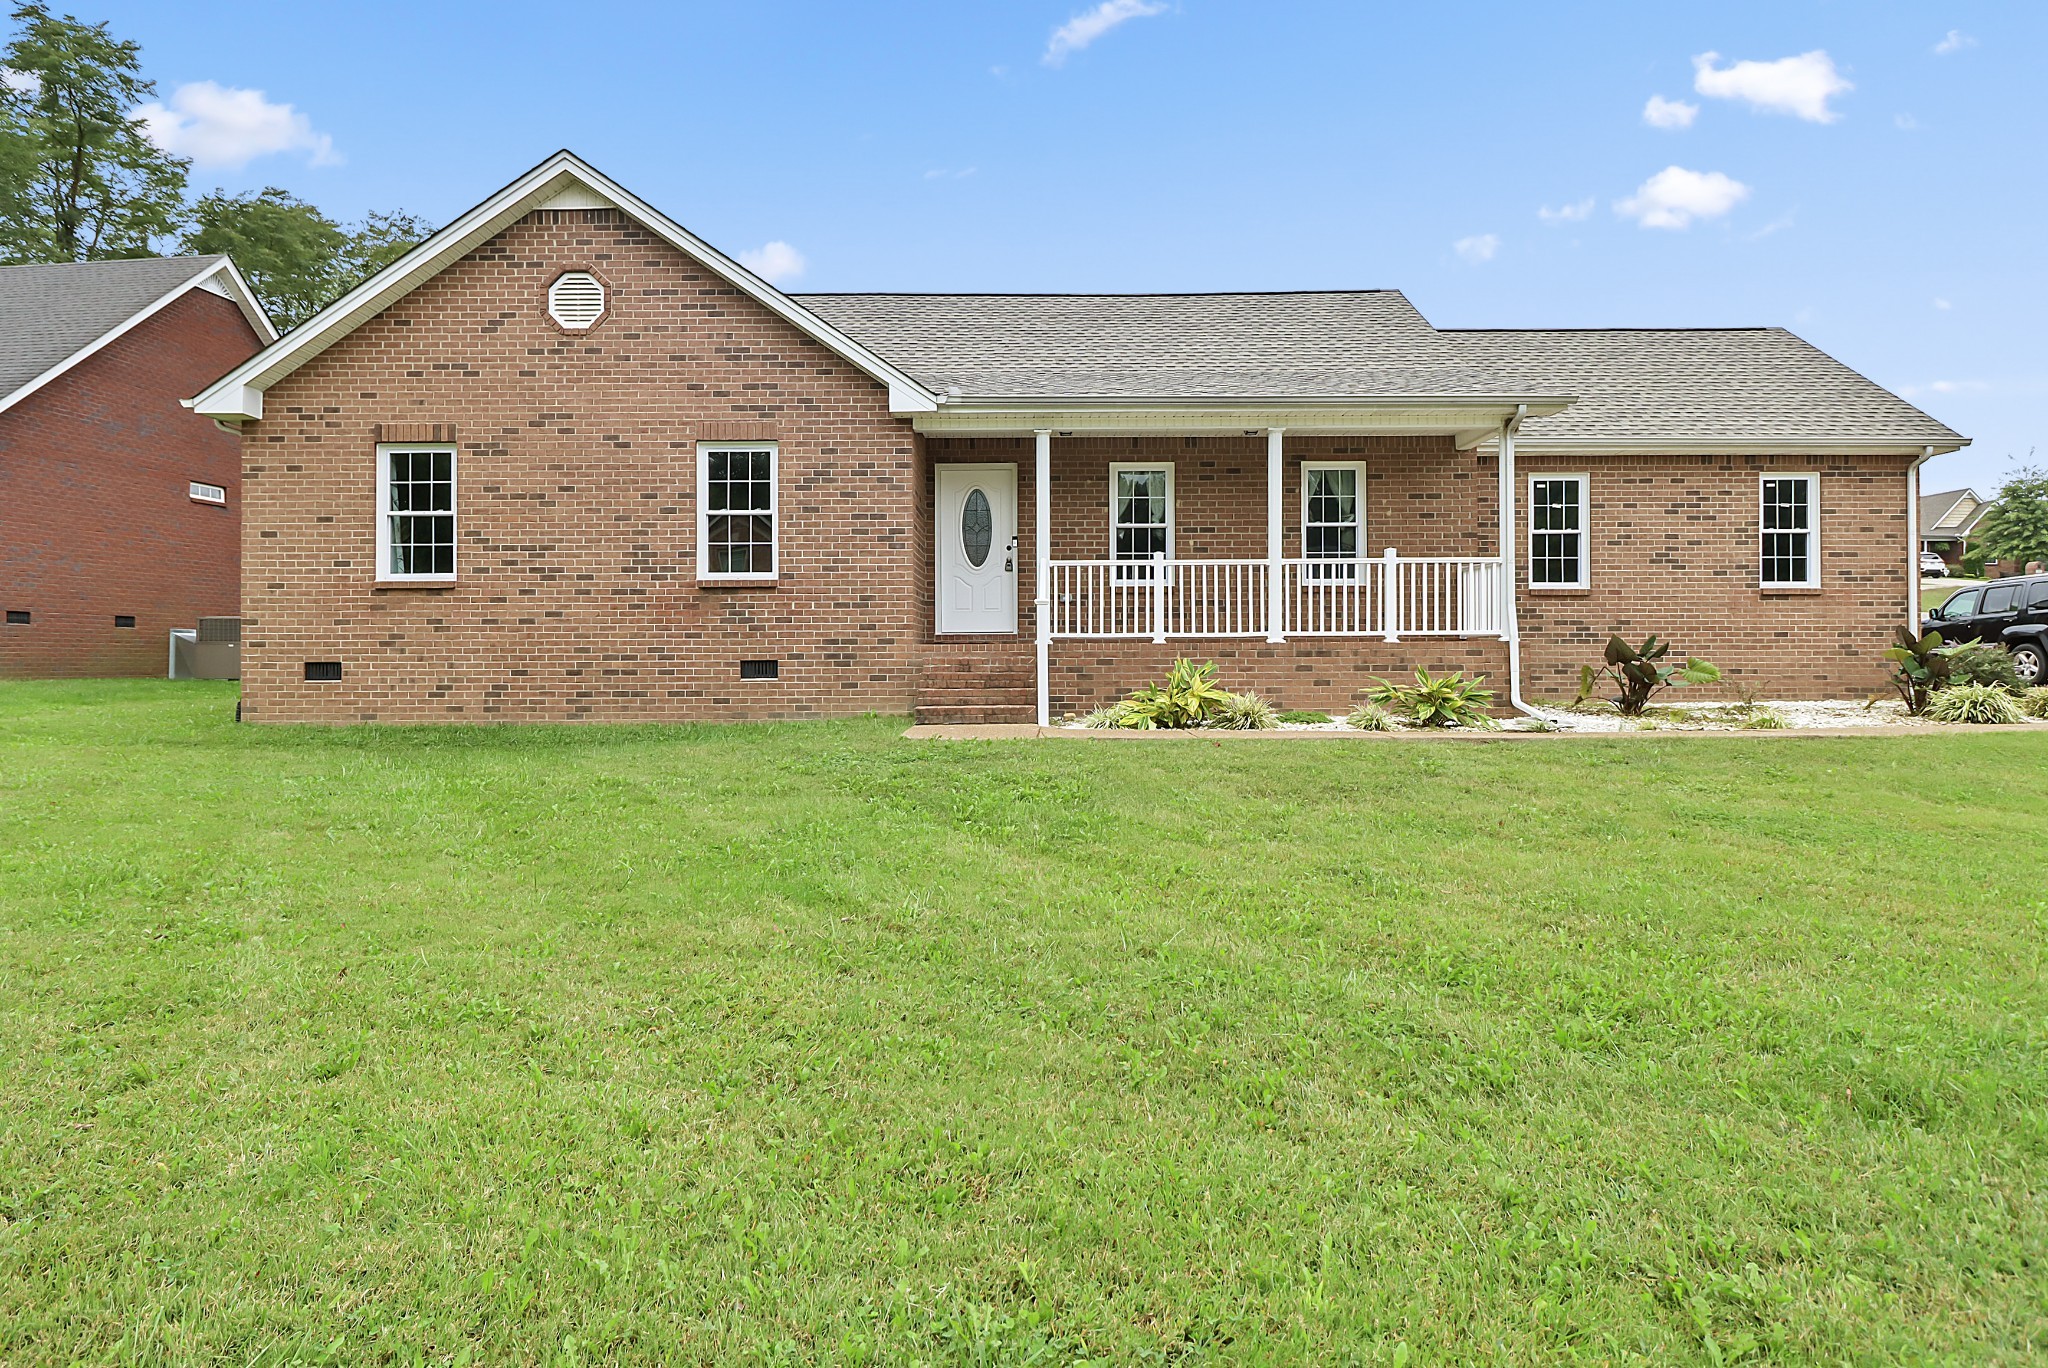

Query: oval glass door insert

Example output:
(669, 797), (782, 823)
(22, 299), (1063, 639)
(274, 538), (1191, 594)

(962, 488), (993, 567)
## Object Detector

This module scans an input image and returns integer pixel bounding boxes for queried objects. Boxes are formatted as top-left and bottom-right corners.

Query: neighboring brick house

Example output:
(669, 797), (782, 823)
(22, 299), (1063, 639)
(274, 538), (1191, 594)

(0, 256), (273, 677)
(189, 151), (1967, 724)
(1918, 487), (1995, 571)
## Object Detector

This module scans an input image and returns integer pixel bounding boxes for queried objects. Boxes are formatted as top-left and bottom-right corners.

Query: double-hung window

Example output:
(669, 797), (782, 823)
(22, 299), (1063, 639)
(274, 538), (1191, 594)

(1760, 474), (1819, 588)
(1110, 464), (1172, 581)
(699, 442), (778, 579)
(376, 444), (456, 581)
(1527, 474), (1588, 588)
(1301, 462), (1365, 581)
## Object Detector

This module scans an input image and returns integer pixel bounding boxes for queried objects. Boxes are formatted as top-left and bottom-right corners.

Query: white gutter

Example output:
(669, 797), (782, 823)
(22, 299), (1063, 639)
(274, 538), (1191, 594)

(1907, 444), (1936, 629)
(1498, 405), (1532, 716)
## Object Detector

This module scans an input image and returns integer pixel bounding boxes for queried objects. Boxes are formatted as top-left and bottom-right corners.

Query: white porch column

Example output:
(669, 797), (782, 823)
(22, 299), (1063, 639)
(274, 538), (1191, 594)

(1496, 419), (1516, 635)
(1034, 429), (1052, 727)
(1265, 427), (1286, 642)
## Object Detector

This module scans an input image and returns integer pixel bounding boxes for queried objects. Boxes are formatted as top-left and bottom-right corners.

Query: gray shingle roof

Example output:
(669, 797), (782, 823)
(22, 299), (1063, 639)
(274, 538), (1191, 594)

(794, 291), (1521, 400)
(0, 256), (227, 402)
(795, 289), (1961, 446)
(1919, 488), (1993, 535)
(1445, 327), (1962, 445)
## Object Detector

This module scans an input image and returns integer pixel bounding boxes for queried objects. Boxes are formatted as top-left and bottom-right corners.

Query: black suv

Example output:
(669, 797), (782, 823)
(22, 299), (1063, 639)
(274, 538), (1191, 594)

(1922, 573), (2048, 686)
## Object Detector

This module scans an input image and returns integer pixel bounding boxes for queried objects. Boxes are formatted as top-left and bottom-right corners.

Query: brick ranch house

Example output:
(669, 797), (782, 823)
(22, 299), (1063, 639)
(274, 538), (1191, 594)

(190, 151), (1967, 725)
(1, 256), (272, 678)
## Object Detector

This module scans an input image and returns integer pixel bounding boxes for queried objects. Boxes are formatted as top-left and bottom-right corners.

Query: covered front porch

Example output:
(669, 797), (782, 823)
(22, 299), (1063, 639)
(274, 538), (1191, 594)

(917, 398), (1560, 723)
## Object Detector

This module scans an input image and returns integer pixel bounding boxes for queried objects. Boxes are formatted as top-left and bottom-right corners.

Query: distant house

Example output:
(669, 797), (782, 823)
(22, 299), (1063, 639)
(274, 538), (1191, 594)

(191, 151), (1969, 724)
(1917, 488), (1996, 570)
(0, 256), (273, 678)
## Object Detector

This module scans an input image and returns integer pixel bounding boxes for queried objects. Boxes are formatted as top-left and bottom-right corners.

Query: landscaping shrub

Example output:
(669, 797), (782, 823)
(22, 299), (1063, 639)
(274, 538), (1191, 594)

(1575, 634), (1721, 716)
(1211, 691), (1278, 730)
(1942, 641), (2021, 692)
(1739, 710), (1787, 730)
(1345, 702), (1398, 731)
(1926, 683), (2026, 725)
(1079, 704), (1131, 729)
(1276, 709), (1335, 725)
(1884, 626), (1953, 714)
(2018, 687), (2048, 719)
(1114, 658), (1233, 729)
(1365, 669), (1495, 728)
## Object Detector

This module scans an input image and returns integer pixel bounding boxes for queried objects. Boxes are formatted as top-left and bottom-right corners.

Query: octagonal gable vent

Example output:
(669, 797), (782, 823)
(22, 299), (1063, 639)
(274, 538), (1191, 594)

(547, 271), (605, 329)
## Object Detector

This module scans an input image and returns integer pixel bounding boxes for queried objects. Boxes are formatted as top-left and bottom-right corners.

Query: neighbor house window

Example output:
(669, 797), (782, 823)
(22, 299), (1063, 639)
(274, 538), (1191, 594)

(698, 442), (778, 579)
(1528, 474), (1588, 588)
(1110, 463), (1173, 580)
(376, 444), (456, 582)
(1301, 462), (1365, 580)
(189, 481), (227, 505)
(1760, 474), (1818, 588)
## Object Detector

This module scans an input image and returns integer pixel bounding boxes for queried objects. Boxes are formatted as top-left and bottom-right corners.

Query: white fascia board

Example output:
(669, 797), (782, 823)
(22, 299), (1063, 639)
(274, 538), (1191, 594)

(913, 394), (1571, 437)
(189, 149), (938, 419)
(1485, 436), (1971, 457)
(1, 257), (274, 419)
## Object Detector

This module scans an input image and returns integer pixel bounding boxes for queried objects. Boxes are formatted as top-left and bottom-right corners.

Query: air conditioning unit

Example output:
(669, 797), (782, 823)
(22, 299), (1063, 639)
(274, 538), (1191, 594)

(169, 616), (241, 679)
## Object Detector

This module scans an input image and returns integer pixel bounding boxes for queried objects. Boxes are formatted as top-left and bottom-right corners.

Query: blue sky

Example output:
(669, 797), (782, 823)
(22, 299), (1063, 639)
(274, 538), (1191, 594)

(101, 0), (2042, 492)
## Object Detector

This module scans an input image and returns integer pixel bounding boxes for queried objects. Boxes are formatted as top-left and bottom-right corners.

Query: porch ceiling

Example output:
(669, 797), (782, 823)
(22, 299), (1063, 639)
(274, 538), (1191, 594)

(908, 396), (1573, 445)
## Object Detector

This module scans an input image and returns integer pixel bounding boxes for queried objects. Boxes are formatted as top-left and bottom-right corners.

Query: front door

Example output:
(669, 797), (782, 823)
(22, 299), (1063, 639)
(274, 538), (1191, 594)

(936, 464), (1018, 634)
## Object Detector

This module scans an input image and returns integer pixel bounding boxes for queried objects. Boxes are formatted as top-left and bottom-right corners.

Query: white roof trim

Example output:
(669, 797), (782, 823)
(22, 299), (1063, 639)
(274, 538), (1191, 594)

(187, 149), (938, 421)
(1920, 487), (1977, 528)
(1, 257), (275, 419)
(1478, 435), (1971, 457)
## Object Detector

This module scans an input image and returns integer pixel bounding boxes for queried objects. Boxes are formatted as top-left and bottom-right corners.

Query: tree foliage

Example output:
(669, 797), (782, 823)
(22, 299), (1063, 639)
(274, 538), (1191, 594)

(0, 3), (187, 262)
(183, 191), (429, 331)
(1973, 465), (2048, 571)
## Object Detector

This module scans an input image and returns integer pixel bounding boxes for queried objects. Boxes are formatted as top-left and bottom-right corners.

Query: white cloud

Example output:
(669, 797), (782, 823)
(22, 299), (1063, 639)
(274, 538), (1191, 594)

(1537, 198), (1594, 224)
(136, 80), (337, 169)
(1894, 113), (1920, 131)
(1614, 166), (1750, 229)
(1, 67), (39, 94)
(1933, 297), (1952, 311)
(738, 240), (806, 284)
(1692, 49), (1852, 123)
(1642, 95), (1698, 129)
(1044, 0), (1167, 66)
(923, 167), (977, 180)
(1453, 233), (1499, 263)
(1934, 30), (1976, 56)
(1901, 378), (1989, 399)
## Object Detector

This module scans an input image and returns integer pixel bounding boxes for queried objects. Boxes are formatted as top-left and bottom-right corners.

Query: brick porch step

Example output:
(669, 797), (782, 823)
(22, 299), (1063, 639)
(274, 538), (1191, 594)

(914, 702), (1038, 725)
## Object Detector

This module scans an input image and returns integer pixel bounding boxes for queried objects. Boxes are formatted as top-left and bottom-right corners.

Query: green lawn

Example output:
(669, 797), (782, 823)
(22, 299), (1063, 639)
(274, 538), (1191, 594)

(2, 682), (2044, 1364)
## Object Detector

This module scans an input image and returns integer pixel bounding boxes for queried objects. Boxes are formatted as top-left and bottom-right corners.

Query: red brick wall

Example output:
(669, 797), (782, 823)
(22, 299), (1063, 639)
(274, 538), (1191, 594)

(238, 209), (921, 723)
(1515, 453), (1913, 701)
(0, 288), (260, 678)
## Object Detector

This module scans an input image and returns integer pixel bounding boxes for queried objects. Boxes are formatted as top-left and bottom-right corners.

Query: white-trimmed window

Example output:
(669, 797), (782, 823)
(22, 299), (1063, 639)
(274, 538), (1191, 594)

(1760, 474), (1819, 588)
(189, 480), (227, 506)
(376, 444), (456, 581)
(1109, 463), (1173, 580)
(1301, 461), (1366, 580)
(1527, 473), (1588, 588)
(699, 442), (778, 579)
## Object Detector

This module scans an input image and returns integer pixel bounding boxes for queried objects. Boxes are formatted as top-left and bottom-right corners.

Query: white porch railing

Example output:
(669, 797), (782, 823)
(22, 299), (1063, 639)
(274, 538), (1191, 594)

(1048, 551), (1505, 641)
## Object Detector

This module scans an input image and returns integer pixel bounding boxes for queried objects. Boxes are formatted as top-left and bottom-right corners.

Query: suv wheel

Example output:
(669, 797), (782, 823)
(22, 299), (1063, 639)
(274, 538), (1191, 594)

(2014, 642), (2046, 688)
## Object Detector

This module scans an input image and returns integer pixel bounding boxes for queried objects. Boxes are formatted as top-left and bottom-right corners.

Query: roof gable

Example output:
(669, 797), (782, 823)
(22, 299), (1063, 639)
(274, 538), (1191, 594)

(0, 255), (274, 416)
(188, 151), (936, 421)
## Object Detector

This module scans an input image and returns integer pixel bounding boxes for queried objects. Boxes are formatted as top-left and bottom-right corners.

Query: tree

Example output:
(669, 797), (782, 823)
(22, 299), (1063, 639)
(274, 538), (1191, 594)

(0, 3), (187, 262)
(1973, 465), (2048, 572)
(185, 191), (430, 330)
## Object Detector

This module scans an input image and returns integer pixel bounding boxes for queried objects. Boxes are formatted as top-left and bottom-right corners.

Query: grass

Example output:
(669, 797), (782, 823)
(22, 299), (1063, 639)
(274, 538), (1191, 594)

(2, 681), (2046, 1364)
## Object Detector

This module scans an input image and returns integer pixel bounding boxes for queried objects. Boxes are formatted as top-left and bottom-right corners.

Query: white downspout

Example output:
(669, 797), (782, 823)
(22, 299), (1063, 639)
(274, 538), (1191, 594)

(1498, 405), (1531, 714)
(1034, 429), (1053, 727)
(1906, 445), (1934, 629)
(1265, 427), (1286, 642)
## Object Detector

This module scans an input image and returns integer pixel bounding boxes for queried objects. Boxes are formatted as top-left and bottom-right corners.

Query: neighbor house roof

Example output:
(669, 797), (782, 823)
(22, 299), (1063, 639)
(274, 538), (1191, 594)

(0, 255), (274, 415)
(794, 291), (1525, 401)
(1439, 328), (1960, 451)
(1919, 487), (1994, 537)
